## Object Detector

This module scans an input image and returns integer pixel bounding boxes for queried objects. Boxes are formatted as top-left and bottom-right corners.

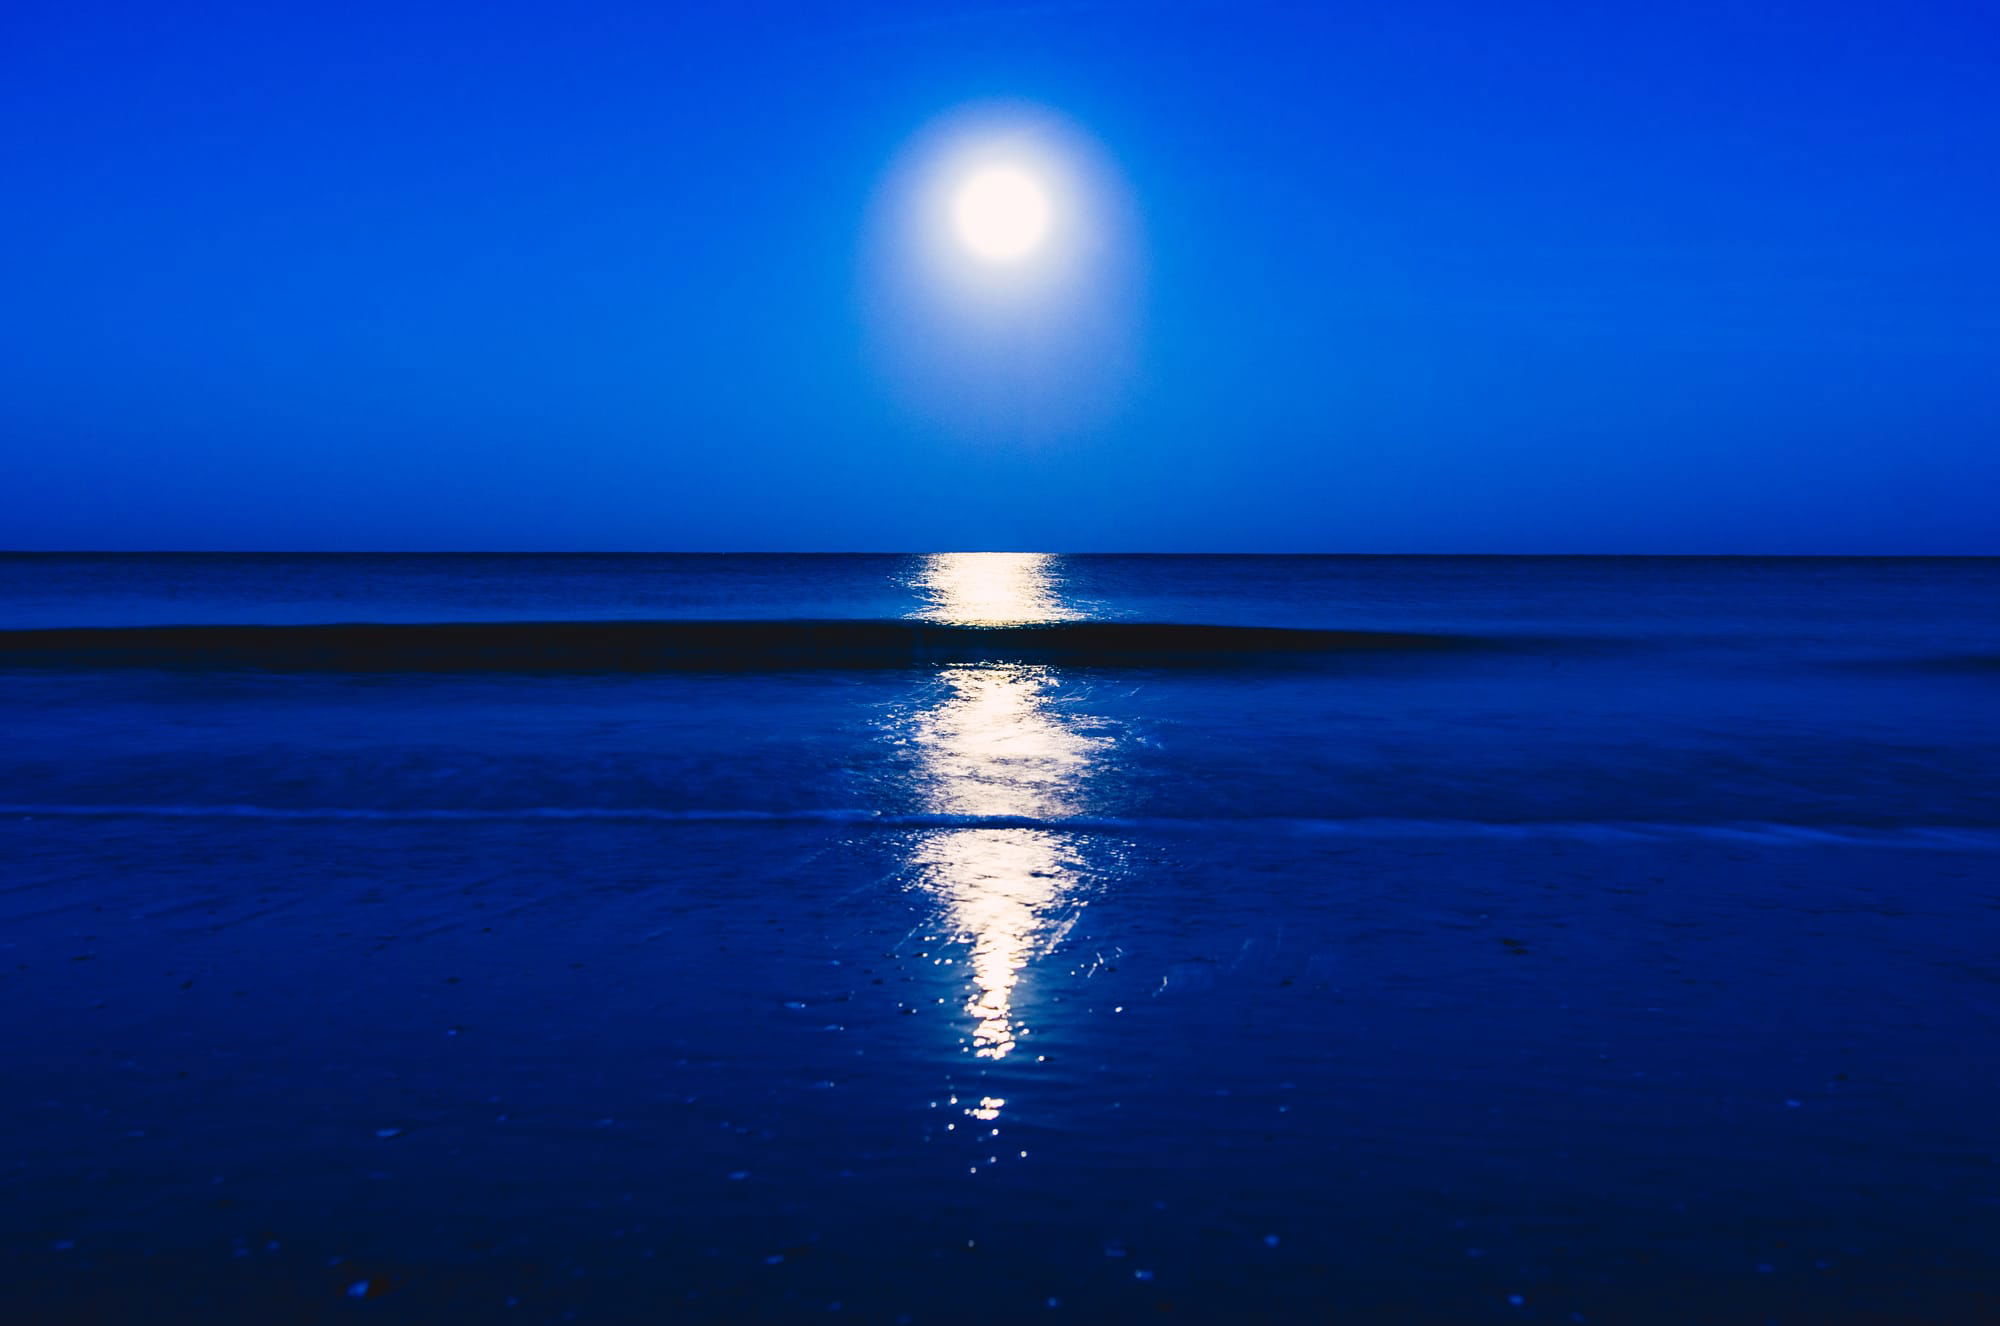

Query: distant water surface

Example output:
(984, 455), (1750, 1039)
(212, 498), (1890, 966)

(1, 553), (1995, 829)
(4, 552), (1998, 646)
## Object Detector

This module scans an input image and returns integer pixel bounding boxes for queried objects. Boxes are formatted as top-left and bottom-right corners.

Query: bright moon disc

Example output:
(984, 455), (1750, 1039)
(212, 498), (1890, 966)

(953, 167), (1051, 261)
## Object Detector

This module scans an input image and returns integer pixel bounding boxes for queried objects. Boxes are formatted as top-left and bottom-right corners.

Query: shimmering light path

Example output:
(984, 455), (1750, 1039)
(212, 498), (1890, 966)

(901, 554), (1105, 1067)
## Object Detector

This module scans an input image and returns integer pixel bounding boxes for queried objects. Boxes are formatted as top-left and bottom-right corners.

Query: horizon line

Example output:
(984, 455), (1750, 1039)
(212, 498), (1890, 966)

(2, 549), (1997, 560)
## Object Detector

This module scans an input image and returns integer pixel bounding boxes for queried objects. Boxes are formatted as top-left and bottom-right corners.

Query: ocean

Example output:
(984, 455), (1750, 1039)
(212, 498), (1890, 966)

(3, 553), (1997, 1322)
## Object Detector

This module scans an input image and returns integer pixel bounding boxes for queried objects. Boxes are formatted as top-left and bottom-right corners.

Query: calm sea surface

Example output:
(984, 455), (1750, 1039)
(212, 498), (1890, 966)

(2, 553), (1996, 830)
(3, 554), (1997, 1322)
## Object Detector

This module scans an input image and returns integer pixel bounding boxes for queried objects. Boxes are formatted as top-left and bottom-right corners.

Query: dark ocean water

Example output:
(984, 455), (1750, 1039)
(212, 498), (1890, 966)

(3, 555), (1997, 1322)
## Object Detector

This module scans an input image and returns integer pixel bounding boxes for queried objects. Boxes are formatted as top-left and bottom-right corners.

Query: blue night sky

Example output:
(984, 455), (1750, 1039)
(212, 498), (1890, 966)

(3, 0), (1995, 552)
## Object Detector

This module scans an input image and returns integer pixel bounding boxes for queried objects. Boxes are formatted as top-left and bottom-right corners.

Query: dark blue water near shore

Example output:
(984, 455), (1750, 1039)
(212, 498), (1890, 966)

(3, 554), (1996, 831)
(3, 555), (1997, 1322)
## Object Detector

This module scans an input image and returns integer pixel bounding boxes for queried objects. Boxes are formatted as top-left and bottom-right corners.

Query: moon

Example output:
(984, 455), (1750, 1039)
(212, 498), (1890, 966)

(952, 166), (1051, 261)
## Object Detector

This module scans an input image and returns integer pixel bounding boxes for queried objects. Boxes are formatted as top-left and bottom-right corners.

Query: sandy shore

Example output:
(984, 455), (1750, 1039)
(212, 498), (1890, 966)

(4, 814), (1996, 1322)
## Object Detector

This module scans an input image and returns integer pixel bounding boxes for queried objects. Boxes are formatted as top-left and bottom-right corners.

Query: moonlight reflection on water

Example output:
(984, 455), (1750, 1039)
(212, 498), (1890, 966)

(901, 553), (1106, 1061)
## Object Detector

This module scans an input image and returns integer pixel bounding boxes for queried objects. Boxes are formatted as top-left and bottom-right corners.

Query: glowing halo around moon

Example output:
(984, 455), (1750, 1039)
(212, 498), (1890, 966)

(861, 102), (1142, 441)
(952, 166), (1051, 261)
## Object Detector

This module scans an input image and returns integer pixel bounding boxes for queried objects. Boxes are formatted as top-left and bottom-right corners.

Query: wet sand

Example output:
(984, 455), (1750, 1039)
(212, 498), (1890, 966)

(4, 815), (1996, 1322)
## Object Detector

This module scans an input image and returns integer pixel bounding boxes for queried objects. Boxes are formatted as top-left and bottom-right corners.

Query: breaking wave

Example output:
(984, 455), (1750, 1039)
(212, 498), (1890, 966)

(0, 619), (1475, 672)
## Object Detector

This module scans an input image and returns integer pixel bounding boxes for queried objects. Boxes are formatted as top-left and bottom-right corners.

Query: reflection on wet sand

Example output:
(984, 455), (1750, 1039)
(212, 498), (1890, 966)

(908, 825), (1084, 1059)
(901, 554), (1105, 1063)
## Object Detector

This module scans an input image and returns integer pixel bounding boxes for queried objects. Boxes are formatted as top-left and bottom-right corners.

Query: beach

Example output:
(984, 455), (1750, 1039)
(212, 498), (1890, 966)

(3, 553), (1997, 1321)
